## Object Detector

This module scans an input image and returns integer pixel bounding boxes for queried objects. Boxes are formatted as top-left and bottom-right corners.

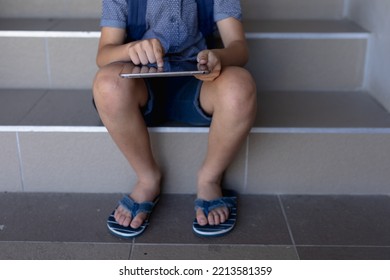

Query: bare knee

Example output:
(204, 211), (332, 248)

(93, 64), (147, 115)
(215, 67), (257, 120)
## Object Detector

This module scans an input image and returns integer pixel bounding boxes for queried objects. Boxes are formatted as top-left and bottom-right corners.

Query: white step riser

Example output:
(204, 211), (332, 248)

(2, 129), (390, 195)
(0, 36), (366, 91)
(0, 0), (101, 19)
(0, 36), (99, 89)
(242, 0), (346, 20)
(0, 0), (345, 20)
(247, 37), (367, 91)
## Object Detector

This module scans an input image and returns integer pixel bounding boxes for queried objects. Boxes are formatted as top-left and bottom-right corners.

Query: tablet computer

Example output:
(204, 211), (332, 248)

(120, 59), (210, 78)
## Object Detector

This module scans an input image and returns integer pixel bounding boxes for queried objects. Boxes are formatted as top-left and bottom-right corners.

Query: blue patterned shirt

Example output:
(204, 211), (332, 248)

(101, 0), (242, 59)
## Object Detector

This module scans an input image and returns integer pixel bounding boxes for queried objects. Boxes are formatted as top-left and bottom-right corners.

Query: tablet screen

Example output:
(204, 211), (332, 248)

(120, 59), (210, 78)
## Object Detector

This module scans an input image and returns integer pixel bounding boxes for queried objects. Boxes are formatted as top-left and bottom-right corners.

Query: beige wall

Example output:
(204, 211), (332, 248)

(347, 0), (390, 111)
(241, 0), (345, 20)
(0, 0), (101, 18)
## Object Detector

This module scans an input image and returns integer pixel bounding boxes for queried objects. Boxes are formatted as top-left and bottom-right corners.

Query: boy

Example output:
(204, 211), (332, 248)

(93, 0), (257, 237)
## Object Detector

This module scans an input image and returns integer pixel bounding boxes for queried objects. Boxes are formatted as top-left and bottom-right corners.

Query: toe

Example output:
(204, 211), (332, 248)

(114, 206), (123, 221)
(222, 207), (229, 220)
(130, 213), (147, 229)
(209, 207), (229, 225)
(117, 214), (126, 226)
(209, 211), (219, 225)
(115, 206), (132, 226)
(218, 207), (229, 224)
(122, 216), (132, 227)
(196, 208), (208, 226)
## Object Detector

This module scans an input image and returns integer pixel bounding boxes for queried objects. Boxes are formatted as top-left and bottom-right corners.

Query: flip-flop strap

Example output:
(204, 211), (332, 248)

(194, 197), (236, 217)
(118, 196), (155, 217)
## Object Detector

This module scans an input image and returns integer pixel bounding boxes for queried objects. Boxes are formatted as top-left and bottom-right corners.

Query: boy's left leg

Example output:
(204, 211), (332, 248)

(196, 66), (257, 226)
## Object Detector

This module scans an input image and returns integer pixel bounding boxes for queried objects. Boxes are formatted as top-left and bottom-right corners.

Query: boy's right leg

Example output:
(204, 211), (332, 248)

(93, 62), (161, 229)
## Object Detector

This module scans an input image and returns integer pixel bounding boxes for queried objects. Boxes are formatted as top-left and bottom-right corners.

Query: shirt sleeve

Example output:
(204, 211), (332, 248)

(214, 0), (242, 22)
(101, 0), (128, 29)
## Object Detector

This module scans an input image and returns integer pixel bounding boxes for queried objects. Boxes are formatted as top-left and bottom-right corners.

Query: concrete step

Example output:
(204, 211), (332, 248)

(1, 89), (390, 195)
(0, 0), (345, 20)
(0, 19), (369, 91)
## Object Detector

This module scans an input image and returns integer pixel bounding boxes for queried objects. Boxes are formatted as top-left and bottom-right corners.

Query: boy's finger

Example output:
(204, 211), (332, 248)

(155, 53), (164, 68)
(130, 44), (148, 65)
(152, 40), (164, 67)
(197, 50), (209, 64)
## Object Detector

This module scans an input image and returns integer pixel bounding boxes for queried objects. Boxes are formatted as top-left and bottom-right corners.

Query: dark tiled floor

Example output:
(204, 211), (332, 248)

(0, 193), (390, 260)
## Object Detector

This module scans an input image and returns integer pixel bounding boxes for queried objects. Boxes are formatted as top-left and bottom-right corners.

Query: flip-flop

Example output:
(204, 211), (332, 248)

(107, 195), (159, 239)
(192, 190), (237, 237)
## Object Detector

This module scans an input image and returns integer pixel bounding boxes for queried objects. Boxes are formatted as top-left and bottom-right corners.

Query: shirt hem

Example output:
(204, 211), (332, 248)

(100, 19), (127, 29)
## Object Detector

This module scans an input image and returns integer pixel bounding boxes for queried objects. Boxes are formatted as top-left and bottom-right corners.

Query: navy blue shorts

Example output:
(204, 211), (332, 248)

(142, 76), (212, 127)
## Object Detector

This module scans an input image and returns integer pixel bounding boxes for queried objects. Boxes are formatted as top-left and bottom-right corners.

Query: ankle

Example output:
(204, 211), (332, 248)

(197, 169), (224, 200)
(197, 168), (222, 188)
(131, 173), (161, 203)
(139, 170), (162, 188)
(135, 164), (161, 188)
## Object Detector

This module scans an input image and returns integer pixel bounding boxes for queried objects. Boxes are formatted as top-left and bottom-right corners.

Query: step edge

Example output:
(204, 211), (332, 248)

(0, 30), (369, 40)
(0, 30), (100, 38)
(2, 126), (390, 135)
(246, 32), (370, 39)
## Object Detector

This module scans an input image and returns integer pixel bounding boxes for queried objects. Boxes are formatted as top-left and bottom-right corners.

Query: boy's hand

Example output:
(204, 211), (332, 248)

(195, 50), (222, 82)
(128, 38), (164, 67)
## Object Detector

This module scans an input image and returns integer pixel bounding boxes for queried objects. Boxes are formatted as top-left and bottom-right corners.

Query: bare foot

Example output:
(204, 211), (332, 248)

(114, 177), (161, 229)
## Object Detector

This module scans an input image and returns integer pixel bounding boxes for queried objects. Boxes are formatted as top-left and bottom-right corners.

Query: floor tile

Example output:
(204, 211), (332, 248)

(297, 246), (390, 260)
(281, 195), (390, 246)
(0, 242), (131, 260)
(0, 89), (46, 125)
(50, 19), (100, 31)
(0, 19), (57, 31)
(131, 244), (298, 260)
(135, 194), (293, 245)
(19, 90), (101, 126)
(0, 133), (22, 192)
(257, 91), (390, 128)
(0, 193), (126, 243)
